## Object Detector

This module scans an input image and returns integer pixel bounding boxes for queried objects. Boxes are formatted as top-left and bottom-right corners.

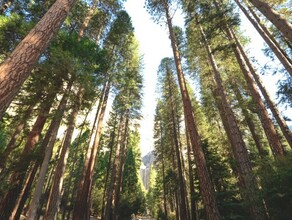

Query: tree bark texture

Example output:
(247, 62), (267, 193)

(44, 89), (82, 220)
(73, 81), (111, 220)
(113, 115), (129, 220)
(78, 0), (99, 40)
(236, 0), (292, 76)
(27, 80), (73, 220)
(0, 0), (75, 118)
(231, 83), (266, 155)
(166, 67), (189, 220)
(101, 115), (118, 220)
(163, 1), (221, 219)
(227, 28), (285, 156)
(11, 162), (39, 219)
(247, 0), (292, 42)
(186, 125), (198, 220)
(104, 116), (124, 220)
(231, 28), (292, 149)
(199, 23), (267, 219)
(0, 97), (53, 219)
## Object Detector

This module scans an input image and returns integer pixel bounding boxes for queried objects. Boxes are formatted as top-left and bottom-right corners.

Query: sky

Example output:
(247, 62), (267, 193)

(124, 0), (185, 156)
(123, 0), (292, 157)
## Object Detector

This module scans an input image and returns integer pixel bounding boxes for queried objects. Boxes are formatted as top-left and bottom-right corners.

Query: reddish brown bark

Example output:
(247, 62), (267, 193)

(186, 127), (198, 220)
(78, 0), (99, 40)
(11, 163), (39, 219)
(101, 115), (118, 219)
(44, 89), (82, 220)
(113, 115), (129, 220)
(235, 0), (292, 76)
(0, 97), (53, 219)
(232, 84), (266, 155)
(0, 0), (75, 117)
(199, 23), (267, 219)
(27, 80), (73, 219)
(73, 81), (111, 219)
(162, 1), (221, 218)
(230, 28), (292, 149)
(166, 67), (189, 220)
(104, 116), (124, 220)
(247, 0), (292, 42)
(226, 28), (285, 156)
(0, 105), (33, 169)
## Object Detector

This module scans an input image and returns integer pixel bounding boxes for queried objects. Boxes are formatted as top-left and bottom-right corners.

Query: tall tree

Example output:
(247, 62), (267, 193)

(73, 10), (137, 219)
(0, 89), (58, 219)
(27, 79), (73, 219)
(145, 0), (221, 219)
(0, 0), (76, 117)
(246, 0), (292, 42)
(159, 57), (190, 220)
(235, 0), (292, 76)
(44, 88), (83, 220)
(198, 21), (267, 218)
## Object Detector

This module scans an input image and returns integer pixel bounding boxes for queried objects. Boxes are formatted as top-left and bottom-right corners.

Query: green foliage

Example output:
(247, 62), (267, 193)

(0, 119), (9, 153)
(202, 140), (247, 219)
(118, 130), (146, 219)
(258, 155), (292, 219)
(277, 75), (292, 108)
(0, 13), (32, 58)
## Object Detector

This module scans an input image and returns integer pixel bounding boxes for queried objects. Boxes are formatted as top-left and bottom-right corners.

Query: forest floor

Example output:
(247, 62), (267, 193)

(20, 214), (154, 219)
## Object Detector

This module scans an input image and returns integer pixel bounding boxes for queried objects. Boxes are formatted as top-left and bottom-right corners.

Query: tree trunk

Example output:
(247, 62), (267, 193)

(113, 115), (129, 220)
(62, 107), (92, 219)
(166, 67), (189, 220)
(244, 1), (292, 64)
(230, 28), (292, 149)
(163, 1), (221, 219)
(104, 116), (124, 220)
(226, 27), (285, 156)
(231, 83), (267, 155)
(0, 96), (54, 219)
(73, 81), (111, 219)
(0, 0), (76, 117)
(199, 23), (267, 219)
(161, 146), (168, 218)
(101, 114), (118, 219)
(170, 137), (179, 220)
(27, 80), (73, 219)
(78, 0), (99, 40)
(247, 0), (292, 42)
(177, 116), (191, 220)
(38, 135), (66, 220)
(11, 162), (39, 219)
(186, 125), (198, 220)
(44, 89), (82, 220)
(235, 0), (292, 76)
(0, 105), (33, 170)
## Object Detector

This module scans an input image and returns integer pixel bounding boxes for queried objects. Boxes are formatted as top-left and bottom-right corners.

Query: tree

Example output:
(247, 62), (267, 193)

(198, 21), (267, 218)
(0, 0), (76, 117)
(235, 0), (292, 76)
(158, 57), (190, 220)
(145, 0), (221, 218)
(246, 0), (292, 42)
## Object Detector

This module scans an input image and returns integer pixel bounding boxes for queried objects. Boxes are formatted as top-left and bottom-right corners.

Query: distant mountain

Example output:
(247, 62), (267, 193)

(140, 151), (155, 190)
(142, 151), (155, 167)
